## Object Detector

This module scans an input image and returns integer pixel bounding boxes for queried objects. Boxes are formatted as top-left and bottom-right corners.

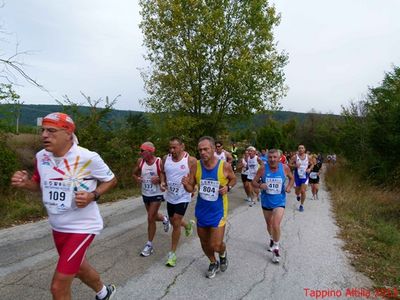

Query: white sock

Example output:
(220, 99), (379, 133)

(273, 241), (280, 249)
(163, 215), (168, 223)
(146, 241), (153, 246)
(96, 285), (108, 299)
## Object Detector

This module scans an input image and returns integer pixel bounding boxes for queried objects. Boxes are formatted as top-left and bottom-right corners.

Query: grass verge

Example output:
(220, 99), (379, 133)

(0, 187), (141, 229)
(325, 162), (400, 292)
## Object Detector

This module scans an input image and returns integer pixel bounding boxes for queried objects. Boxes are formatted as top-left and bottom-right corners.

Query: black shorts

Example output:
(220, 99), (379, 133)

(167, 202), (189, 218)
(142, 195), (164, 203)
(262, 206), (285, 211)
(241, 174), (248, 182)
(309, 178), (320, 184)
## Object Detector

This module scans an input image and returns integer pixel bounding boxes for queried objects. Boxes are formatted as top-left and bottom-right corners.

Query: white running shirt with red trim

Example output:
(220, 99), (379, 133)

(140, 157), (163, 197)
(164, 153), (191, 204)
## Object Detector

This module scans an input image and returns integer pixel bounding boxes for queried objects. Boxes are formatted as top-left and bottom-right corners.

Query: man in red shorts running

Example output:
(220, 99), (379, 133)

(11, 112), (117, 300)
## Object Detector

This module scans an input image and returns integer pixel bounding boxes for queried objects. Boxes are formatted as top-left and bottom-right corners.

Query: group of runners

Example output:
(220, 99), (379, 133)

(10, 112), (325, 300)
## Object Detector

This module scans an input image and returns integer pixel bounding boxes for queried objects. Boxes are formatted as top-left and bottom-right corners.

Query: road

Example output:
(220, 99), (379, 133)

(0, 171), (375, 300)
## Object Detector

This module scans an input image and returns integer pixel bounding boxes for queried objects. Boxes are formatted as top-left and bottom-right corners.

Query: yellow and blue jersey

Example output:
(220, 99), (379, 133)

(195, 160), (228, 227)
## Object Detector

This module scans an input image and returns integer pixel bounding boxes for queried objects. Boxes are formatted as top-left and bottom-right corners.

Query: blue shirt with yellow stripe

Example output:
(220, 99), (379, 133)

(195, 160), (228, 227)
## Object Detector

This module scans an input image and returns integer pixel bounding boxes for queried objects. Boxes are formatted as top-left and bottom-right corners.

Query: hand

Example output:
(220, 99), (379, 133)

(160, 182), (167, 192)
(181, 175), (189, 186)
(11, 170), (30, 188)
(74, 191), (94, 208)
(151, 176), (160, 184)
(135, 176), (143, 183)
(219, 185), (229, 195)
(285, 187), (291, 193)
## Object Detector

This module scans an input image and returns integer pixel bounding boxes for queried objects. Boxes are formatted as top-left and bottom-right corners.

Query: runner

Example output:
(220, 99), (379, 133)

(11, 112), (117, 300)
(162, 137), (197, 267)
(230, 142), (238, 171)
(260, 149), (268, 166)
(184, 136), (236, 278)
(246, 146), (264, 206)
(132, 142), (170, 257)
(290, 145), (313, 212)
(252, 149), (294, 263)
(278, 149), (287, 164)
(238, 150), (252, 203)
(214, 141), (233, 165)
(309, 154), (322, 200)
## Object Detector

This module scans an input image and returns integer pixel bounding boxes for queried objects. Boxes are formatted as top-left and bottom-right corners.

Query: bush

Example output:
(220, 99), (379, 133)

(0, 133), (19, 193)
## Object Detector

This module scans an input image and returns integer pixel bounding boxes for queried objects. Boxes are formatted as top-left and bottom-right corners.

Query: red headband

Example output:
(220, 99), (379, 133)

(42, 112), (75, 133)
(140, 144), (155, 152)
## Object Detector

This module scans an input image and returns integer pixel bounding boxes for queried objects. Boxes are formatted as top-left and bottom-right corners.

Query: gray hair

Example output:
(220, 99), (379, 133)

(198, 136), (216, 148)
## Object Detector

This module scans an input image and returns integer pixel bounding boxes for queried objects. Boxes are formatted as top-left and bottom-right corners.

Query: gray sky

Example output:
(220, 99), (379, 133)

(2, 0), (400, 114)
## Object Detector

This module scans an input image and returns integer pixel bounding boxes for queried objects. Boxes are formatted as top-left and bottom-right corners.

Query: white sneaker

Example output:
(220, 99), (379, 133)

(140, 243), (154, 257)
(272, 248), (280, 263)
(163, 216), (170, 233)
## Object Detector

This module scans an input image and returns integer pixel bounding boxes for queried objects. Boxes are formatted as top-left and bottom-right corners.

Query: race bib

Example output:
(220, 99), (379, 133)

(43, 179), (74, 214)
(199, 179), (220, 201)
(167, 181), (183, 196)
(297, 167), (307, 179)
(264, 177), (283, 195)
(309, 172), (318, 179)
(142, 178), (156, 193)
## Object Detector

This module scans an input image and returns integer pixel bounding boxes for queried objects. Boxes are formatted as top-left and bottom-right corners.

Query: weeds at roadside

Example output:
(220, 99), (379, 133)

(325, 163), (400, 290)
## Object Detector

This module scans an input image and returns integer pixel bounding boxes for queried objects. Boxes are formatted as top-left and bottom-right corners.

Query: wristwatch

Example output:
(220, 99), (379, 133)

(92, 191), (101, 202)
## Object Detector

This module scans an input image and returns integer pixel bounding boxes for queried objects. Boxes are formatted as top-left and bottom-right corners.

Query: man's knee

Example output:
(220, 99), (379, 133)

(51, 273), (73, 297)
(210, 240), (223, 252)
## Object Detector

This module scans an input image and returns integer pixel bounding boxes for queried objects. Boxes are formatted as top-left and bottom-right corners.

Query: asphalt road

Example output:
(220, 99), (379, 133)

(0, 170), (375, 300)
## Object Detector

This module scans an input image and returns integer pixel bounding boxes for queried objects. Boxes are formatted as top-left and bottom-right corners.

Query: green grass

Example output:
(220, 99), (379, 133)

(0, 187), (141, 229)
(325, 163), (400, 290)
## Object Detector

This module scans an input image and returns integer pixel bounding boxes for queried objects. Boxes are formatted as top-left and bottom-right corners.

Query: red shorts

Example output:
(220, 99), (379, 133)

(52, 230), (95, 275)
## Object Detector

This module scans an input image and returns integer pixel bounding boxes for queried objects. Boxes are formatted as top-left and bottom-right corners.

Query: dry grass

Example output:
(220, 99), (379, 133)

(1, 133), (142, 228)
(0, 187), (141, 229)
(325, 163), (400, 290)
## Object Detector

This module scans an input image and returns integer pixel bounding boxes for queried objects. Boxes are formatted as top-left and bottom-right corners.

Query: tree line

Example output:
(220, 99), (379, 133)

(1, 66), (399, 194)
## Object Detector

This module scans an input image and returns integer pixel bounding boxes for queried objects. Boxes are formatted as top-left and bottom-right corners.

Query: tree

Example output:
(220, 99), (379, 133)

(139, 0), (288, 137)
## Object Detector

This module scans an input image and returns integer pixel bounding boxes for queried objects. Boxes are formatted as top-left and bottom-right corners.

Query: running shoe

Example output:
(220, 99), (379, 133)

(296, 195), (300, 201)
(140, 243), (154, 257)
(163, 216), (171, 233)
(219, 251), (228, 272)
(267, 239), (273, 252)
(272, 248), (280, 263)
(166, 251), (177, 267)
(249, 200), (256, 207)
(185, 220), (195, 237)
(95, 284), (116, 300)
(206, 261), (220, 278)
(299, 205), (304, 212)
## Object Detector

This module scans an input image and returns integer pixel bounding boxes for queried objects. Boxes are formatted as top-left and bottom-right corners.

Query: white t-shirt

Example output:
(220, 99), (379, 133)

(164, 153), (191, 204)
(296, 154), (309, 179)
(34, 143), (115, 234)
(214, 151), (227, 161)
(247, 155), (259, 180)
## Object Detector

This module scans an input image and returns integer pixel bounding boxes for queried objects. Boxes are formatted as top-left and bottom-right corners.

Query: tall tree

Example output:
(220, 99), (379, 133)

(139, 0), (288, 137)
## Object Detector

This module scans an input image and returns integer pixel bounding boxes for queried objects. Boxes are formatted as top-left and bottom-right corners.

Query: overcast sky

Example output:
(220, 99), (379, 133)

(2, 0), (400, 115)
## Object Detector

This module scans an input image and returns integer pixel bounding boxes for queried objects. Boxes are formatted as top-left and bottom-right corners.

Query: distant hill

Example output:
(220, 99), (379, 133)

(0, 104), (339, 127)
(0, 104), (142, 126)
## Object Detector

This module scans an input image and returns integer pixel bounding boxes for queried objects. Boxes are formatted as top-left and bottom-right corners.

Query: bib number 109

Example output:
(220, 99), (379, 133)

(49, 191), (66, 201)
